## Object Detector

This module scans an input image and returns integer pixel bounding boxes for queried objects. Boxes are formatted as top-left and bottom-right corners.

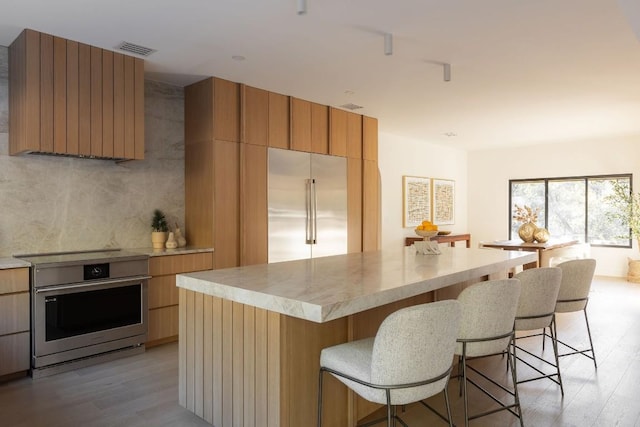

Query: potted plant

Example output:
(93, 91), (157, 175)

(151, 209), (169, 249)
(606, 180), (640, 282)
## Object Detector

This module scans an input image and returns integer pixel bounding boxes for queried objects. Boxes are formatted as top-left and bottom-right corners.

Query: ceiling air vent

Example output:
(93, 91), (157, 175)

(339, 103), (363, 111)
(115, 41), (156, 57)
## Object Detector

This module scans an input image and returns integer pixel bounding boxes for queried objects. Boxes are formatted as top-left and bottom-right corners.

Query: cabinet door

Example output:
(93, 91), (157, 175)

(214, 140), (241, 269)
(362, 160), (380, 251)
(243, 85), (268, 146)
(346, 112), (362, 159)
(0, 268), (29, 294)
(329, 107), (347, 157)
(347, 158), (362, 253)
(268, 92), (290, 149)
(310, 102), (329, 154)
(241, 144), (268, 265)
(214, 78), (241, 143)
(40, 32), (54, 153)
(362, 116), (378, 161)
(0, 333), (29, 376)
(66, 40), (79, 155)
(0, 293), (30, 335)
(290, 97), (311, 152)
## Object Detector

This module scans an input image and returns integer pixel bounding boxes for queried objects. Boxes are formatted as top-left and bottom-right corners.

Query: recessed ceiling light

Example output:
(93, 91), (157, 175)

(344, 90), (355, 96)
(232, 55), (246, 61)
(443, 132), (457, 137)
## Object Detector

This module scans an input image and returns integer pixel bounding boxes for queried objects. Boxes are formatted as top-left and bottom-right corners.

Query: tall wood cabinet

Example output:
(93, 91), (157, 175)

(9, 29), (144, 160)
(185, 78), (380, 269)
(0, 268), (30, 380)
(147, 252), (214, 347)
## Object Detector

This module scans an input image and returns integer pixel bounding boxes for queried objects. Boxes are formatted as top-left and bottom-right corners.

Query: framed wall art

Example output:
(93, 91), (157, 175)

(432, 178), (455, 225)
(402, 175), (431, 227)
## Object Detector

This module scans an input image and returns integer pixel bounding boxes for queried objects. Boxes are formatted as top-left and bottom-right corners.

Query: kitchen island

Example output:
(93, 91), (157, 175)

(176, 246), (537, 427)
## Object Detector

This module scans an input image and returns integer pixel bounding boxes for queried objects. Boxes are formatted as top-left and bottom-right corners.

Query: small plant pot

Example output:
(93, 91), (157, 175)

(151, 231), (167, 249)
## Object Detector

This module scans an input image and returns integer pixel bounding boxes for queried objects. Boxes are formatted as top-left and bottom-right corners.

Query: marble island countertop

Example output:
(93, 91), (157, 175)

(177, 246), (537, 323)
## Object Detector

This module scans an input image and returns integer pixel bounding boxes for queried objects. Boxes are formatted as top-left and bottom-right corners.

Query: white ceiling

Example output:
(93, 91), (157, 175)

(2, 0), (640, 151)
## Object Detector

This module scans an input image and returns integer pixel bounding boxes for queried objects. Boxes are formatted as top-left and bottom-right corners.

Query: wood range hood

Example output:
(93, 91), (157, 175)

(8, 28), (145, 161)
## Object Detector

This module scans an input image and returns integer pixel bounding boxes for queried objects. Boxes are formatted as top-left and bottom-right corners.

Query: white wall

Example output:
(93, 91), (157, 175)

(378, 132), (468, 249)
(468, 136), (640, 277)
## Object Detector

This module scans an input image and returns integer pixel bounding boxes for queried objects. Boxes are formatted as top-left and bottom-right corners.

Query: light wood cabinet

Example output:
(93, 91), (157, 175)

(291, 98), (329, 154)
(9, 28), (144, 160)
(0, 268), (30, 379)
(147, 252), (213, 347)
(185, 77), (380, 269)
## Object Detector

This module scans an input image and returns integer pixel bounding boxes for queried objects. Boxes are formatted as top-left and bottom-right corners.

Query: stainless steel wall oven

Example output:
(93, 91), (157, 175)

(17, 250), (149, 378)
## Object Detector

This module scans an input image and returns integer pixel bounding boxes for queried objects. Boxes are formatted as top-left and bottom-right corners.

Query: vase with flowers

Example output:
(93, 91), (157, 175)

(513, 204), (549, 243)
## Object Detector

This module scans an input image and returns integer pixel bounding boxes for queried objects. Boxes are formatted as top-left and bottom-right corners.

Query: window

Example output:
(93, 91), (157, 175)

(509, 174), (632, 247)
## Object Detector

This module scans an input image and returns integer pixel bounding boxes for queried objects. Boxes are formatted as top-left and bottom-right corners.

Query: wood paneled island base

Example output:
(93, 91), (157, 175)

(177, 247), (537, 426)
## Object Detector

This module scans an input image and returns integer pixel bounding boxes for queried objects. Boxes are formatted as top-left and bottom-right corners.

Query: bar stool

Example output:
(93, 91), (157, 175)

(317, 300), (461, 427)
(512, 267), (564, 394)
(550, 258), (598, 368)
(455, 279), (523, 427)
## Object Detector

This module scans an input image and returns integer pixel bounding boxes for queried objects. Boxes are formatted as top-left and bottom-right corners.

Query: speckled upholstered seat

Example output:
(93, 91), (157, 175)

(455, 279), (523, 427)
(317, 300), (461, 427)
(513, 267), (564, 394)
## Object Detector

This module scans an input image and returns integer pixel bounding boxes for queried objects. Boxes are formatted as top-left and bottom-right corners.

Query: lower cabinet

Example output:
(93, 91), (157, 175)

(147, 252), (213, 347)
(0, 267), (30, 379)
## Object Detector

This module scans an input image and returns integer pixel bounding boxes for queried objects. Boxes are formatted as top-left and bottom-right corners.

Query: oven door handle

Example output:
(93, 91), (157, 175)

(34, 275), (151, 294)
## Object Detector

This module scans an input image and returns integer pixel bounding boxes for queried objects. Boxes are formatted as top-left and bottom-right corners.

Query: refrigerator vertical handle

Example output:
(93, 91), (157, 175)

(306, 179), (314, 244)
(311, 179), (317, 244)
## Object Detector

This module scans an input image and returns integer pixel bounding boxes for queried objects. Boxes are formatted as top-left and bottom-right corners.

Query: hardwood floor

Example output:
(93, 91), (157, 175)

(0, 343), (210, 427)
(0, 276), (638, 426)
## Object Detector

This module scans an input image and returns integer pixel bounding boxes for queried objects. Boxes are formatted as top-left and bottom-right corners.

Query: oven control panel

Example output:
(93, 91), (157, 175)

(83, 263), (110, 280)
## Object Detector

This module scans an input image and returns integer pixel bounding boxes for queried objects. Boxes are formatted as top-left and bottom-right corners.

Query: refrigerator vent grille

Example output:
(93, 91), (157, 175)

(115, 41), (156, 57)
(339, 103), (363, 111)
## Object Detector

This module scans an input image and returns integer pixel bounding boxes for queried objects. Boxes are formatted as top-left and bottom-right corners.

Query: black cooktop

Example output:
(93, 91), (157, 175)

(15, 249), (148, 267)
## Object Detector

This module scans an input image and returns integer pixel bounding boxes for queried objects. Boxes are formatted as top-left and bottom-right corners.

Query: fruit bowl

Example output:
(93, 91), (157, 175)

(415, 229), (438, 238)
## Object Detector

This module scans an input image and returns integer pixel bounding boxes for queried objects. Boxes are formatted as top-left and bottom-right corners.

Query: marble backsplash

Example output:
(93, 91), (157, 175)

(0, 46), (186, 256)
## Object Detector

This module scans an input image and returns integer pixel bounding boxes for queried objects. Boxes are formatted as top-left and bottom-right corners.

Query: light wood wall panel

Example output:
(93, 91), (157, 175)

(134, 58), (145, 159)
(123, 55), (135, 159)
(185, 78), (214, 144)
(53, 36), (67, 154)
(66, 40), (79, 155)
(90, 46), (103, 157)
(112, 52), (125, 158)
(78, 43), (91, 156)
(40, 33), (54, 153)
(102, 50), (114, 158)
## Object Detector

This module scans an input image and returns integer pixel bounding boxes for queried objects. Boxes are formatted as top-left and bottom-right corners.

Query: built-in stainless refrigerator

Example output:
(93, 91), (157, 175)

(268, 148), (348, 263)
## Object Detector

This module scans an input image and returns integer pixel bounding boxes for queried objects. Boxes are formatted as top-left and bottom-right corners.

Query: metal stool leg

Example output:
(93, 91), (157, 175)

(583, 308), (597, 368)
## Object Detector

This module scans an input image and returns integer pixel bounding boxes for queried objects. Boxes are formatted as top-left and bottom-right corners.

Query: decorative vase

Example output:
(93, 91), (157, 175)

(174, 225), (187, 248)
(533, 227), (550, 243)
(151, 231), (167, 249)
(518, 222), (537, 243)
(165, 232), (178, 249)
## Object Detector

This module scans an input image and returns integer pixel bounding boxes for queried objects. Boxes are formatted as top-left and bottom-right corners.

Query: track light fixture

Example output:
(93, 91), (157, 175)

(384, 33), (393, 56)
(297, 0), (307, 15)
(443, 63), (451, 82)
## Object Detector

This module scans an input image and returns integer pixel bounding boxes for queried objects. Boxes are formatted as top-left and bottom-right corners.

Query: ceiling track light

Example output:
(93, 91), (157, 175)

(384, 33), (393, 56)
(297, 0), (307, 15)
(443, 63), (451, 82)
